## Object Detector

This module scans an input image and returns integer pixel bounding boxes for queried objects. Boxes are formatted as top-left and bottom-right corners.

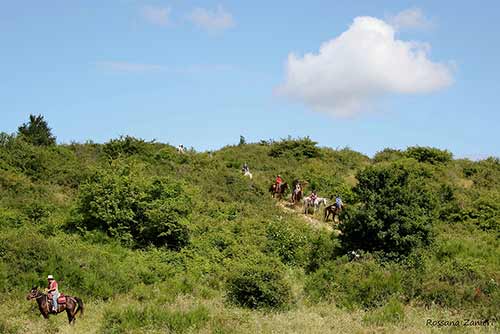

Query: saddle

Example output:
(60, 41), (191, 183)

(57, 294), (67, 304)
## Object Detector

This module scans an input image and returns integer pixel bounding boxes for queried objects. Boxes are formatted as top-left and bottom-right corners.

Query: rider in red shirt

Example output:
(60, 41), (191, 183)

(275, 175), (283, 191)
(47, 275), (59, 312)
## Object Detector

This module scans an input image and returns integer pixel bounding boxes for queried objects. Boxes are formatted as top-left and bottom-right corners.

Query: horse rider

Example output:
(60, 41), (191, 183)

(310, 190), (318, 202)
(275, 174), (283, 192)
(242, 163), (249, 173)
(47, 275), (59, 312)
(294, 182), (302, 195)
(335, 195), (343, 210)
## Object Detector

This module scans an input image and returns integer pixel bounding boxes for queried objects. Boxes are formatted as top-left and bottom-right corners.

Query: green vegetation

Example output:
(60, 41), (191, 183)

(0, 115), (498, 333)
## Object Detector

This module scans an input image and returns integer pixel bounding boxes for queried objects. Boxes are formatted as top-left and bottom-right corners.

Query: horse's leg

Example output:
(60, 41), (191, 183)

(65, 303), (75, 324)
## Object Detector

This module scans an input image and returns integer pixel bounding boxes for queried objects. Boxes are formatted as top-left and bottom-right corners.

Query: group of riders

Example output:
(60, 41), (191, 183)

(242, 163), (344, 217)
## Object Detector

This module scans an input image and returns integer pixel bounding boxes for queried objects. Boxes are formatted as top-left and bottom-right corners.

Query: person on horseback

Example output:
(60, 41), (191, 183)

(310, 190), (318, 202)
(242, 163), (249, 173)
(335, 195), (343, 210)
(47, 275), (59, 312)
(294, 182), (301, 194)
(275, 174), (283, 192)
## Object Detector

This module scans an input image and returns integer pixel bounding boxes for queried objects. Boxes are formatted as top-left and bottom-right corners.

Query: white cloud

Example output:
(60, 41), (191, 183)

(188, 5), (234, 32)
(388, 8), (432, 30)
(277, 16), (453, 117)
(141, 5), (171, 26)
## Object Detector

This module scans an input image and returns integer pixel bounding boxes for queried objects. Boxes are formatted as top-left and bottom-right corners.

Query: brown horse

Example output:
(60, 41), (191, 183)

(324, 204), (343, 222)
(269, 182), (288, 199)
(26, 287), (84, 324)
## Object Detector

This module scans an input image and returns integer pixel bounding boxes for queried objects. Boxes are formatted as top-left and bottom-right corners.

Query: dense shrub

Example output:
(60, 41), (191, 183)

(102, 136), (149, 159)
(340, 160), (437, 258)
(373, 148), (404, 163)
(405, 146), (452, 165)
(265, 220), (310, 266)
(73, 162), (191, 249)
(226, 257), (292, 309)
(306, 233), (341, 273)
(269, 137), (321, 159)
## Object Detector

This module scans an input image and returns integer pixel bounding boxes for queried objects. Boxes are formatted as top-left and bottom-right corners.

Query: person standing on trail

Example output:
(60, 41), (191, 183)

(47, 275), (59, 312)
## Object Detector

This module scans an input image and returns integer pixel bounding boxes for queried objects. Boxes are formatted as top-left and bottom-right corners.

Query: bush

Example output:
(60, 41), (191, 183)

(269, 137), (321, 159)
(102, 136), (149, 160)
(306, 233), (341, 273)
(405, 146), (452, 165)
(373, 148), (404, 163)
(265, 220), (310, 266)
(226, 257), (292, 309)
(340, 160), (437, 258)
(73, 162), (191, 249)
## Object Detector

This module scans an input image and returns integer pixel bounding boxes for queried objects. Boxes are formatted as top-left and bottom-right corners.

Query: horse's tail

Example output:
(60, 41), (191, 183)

(74, 297), (84, 318)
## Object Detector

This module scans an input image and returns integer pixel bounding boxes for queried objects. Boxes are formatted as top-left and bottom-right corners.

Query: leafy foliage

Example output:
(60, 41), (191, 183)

(73, 162), (191, 249)
(269, 137), (321, 159)
(405, 146), (452, 165)
(17, 114), (56, 146)
(340, 160), (437, 258)
(226, 257), (292, 309)
(0, 115), (498, 331)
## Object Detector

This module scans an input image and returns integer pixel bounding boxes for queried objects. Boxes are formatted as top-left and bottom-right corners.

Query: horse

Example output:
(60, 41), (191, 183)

(303, 197), (327, 214)
(269, 182), (288, 199)
(243, 170), (253, 179)
(26, 287), (84, 324)
(324, 203), (343, 222)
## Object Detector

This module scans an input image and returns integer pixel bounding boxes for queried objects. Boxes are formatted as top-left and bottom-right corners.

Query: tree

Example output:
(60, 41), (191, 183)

(239, 135), (246, 146)
(17, 114), (56, 146)
(340, 160), (437, 258)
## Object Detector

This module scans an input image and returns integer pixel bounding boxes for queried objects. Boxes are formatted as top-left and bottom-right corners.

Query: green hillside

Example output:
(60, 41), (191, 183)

(0, 117), (498, 333)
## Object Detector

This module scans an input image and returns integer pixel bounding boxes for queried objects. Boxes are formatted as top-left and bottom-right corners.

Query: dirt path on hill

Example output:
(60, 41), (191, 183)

(276, 201), (341, 234)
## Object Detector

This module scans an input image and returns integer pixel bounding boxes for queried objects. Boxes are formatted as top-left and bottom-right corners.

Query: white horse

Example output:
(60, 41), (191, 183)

(304, 196), (327, 214)
(315, 197), (328, 208)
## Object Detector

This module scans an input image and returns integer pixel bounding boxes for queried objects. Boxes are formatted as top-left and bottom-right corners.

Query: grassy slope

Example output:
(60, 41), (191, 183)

(0, 138), (498, 333)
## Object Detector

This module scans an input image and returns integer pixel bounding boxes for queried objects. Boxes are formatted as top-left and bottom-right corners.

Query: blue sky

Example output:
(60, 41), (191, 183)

(1, 1), (499, 158)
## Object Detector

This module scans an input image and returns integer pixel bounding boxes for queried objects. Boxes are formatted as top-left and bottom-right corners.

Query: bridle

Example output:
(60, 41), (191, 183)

(28, 290), (46, 300)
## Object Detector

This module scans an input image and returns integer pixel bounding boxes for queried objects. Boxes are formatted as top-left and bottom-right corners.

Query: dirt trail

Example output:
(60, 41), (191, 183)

(276, 201), (340, 234)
